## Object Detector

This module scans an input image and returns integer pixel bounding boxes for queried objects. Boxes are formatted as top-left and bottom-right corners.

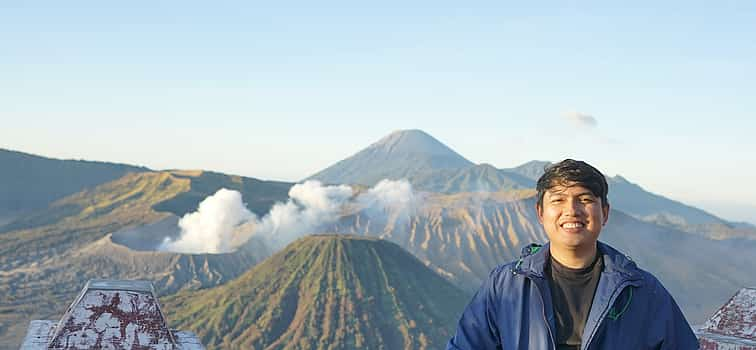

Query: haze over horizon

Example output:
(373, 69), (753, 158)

(2, 1), (755, 224)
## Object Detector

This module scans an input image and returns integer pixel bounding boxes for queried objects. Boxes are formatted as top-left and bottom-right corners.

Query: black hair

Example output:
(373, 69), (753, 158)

(536, 159), (609, 209)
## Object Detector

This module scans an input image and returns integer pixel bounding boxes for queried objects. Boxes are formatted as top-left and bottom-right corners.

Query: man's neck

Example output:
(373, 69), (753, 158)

(549, 244), (598, 269)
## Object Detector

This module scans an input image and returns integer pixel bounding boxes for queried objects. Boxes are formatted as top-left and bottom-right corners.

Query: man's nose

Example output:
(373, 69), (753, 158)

(564, 199), (582, 216)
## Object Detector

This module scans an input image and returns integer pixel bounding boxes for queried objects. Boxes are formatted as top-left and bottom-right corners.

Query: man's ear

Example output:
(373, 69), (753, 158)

(602, 203), (610, 225)
(536, 204), (544, 224)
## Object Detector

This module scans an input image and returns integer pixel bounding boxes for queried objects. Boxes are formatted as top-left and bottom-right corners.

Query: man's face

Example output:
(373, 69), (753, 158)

(537, 183), (609, 252)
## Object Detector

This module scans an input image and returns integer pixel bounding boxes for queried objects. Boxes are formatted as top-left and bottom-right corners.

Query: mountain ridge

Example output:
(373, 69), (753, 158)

(163, 234), (468, 350)
(0, 148), (149, 218)
(326, 190), (756, 323)
(0, 170), (290, 349)
(307, 130), (538, 193)
(2, 131), (755, 348)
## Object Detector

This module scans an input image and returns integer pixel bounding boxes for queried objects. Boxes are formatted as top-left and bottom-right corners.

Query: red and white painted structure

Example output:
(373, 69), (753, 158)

(696, 287), (756, 350)
(20, 280), (204, 349)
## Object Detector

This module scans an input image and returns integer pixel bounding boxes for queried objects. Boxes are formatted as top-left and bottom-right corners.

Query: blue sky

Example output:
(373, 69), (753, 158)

(2, 1), (755, 223)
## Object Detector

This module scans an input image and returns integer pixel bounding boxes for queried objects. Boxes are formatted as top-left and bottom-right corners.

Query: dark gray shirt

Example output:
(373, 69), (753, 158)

(546, 253), (603, 350)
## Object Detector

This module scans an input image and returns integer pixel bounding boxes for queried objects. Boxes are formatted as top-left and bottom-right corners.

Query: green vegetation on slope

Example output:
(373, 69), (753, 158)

(0, 171), (190, 349)
(153, 170), (292, 217)
(163, 235), (469, 350)
(0, 172), (190, 268)
(0, 169), (289, 349)
(0, 170), (292, 268)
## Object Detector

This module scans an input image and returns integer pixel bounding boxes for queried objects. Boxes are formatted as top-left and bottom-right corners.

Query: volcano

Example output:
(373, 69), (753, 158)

(162, 234), (469, 350)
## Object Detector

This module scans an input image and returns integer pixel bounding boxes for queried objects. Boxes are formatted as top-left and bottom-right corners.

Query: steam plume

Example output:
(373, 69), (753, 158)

(159, 179), (416, 254)
(160, 188), (254, 254)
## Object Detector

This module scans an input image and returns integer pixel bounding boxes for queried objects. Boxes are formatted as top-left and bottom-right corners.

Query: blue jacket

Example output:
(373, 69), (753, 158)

(447, 241), (699, 350)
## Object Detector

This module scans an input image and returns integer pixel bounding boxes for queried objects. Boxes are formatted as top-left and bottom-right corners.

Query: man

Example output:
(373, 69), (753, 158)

(446, 159), (698, 349)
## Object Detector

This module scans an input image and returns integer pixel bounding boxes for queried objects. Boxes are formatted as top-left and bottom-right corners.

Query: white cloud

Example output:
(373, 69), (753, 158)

(564, 112), (598, 128)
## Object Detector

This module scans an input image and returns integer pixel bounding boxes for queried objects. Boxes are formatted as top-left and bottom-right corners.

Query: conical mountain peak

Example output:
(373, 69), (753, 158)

(369, 129), (467, 158)
(307, 129), (472, 186)
(163, 234), (468, 350)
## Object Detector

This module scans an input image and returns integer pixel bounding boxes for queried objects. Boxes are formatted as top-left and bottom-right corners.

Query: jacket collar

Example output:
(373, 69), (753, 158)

(514, 241), (643, 281)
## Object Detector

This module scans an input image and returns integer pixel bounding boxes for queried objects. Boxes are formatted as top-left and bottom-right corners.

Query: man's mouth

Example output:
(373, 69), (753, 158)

(561, 222), (585, 229)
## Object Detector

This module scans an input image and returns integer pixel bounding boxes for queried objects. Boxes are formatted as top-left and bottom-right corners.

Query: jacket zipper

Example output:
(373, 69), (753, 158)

(529, 275), (556, 350)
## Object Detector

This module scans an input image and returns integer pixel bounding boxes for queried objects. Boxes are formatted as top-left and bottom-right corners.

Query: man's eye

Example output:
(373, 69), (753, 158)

(551, 199), (563, 203)
(581, 197), (595, 203)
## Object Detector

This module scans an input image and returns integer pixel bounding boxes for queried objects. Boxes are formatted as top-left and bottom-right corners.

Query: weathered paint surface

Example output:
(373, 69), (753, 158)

(696, 288), (756, 350)
(702, 288), (756, 339)
(700, 336), (755, 350)
(48, 289), (175, 349)
(19, 280), (205, 350)
(19, 320), (55, 349)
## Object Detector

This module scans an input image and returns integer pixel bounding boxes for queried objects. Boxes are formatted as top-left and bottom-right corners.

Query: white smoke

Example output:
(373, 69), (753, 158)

(159, 179), (417, 254)
(160, 188), (255, 254)
(356, 179), (416, 220)
(253, 181), (354, 248)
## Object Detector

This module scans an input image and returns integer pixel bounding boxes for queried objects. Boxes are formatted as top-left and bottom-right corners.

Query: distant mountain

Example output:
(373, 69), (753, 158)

(608, 176), (754, 240)
(151, 170), (293, 217)
(608, 176), (723, 224)
(489, 158), (753, 239)
(326, 191), (756, 323)
(330, 191), (544, 288)
(2, 141), (753, 348)
(307, 129), (753, 235)
(0, 172), (190, 269)
(506, 160), (551, 181)
(0, 169), (291, 268)
(308, 130), (534, 193)
(411, 163), (534, 193)
(0, 170), (292, 349)
(163, 235), (468, 350)
(308, 129), (473, 186)
(0, 148), (148, 218)
(1, 169), (292, 234)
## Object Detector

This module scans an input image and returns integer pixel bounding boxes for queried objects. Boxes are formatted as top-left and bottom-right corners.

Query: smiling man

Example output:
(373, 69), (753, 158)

(447, 159), (698, 350)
